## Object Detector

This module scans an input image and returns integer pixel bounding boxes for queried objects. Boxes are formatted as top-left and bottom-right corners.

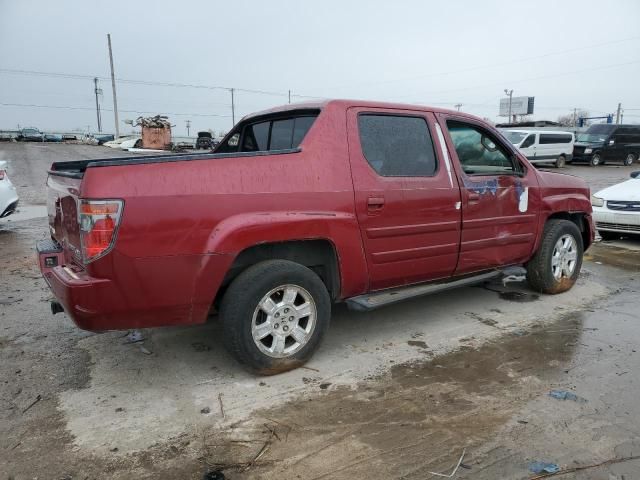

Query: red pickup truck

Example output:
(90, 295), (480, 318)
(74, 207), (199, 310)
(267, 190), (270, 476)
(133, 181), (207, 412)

(38, 100), (594, 374)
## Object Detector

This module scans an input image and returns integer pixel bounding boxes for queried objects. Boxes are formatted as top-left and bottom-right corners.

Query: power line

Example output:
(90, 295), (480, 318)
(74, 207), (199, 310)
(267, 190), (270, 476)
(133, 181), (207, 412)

(0, 102), (232, 118)
(306, 35), (640, 92)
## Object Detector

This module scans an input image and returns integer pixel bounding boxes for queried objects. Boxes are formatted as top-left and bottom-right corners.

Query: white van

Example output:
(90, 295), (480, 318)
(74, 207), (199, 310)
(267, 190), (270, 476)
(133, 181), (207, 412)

(501, 129), (574, 168)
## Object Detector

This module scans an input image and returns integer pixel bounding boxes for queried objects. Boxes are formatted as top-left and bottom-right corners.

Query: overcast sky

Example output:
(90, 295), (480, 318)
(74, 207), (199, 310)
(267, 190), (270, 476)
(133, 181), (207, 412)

(1, 0), (639, 136)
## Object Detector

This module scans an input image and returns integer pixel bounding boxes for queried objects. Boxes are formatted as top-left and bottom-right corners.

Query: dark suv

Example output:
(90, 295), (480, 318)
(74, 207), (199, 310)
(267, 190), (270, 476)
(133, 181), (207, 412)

(573, 124), (640, 166)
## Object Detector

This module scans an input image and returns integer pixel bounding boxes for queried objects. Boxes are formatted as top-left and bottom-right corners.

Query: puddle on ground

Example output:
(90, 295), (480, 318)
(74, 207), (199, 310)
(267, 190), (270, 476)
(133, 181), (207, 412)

(586, 244), (640, 271)
(207, 314), (584, 479)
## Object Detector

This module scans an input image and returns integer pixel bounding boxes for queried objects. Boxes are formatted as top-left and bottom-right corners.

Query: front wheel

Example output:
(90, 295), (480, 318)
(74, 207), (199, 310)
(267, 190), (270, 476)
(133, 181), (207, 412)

(527, 219), (584, 294)
(590, 153), (602, 167)
(220, 260), (331, 375)
(624, 153), (637, 166)
(555, 155), (566, 168)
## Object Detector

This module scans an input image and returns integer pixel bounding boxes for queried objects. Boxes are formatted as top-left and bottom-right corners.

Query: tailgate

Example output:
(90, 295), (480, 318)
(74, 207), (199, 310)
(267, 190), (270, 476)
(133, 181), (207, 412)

(47, 172), (83, 262)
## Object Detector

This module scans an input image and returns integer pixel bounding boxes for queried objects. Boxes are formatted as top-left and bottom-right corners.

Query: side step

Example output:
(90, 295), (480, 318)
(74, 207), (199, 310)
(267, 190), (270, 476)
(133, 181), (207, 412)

(345, 267), (526, 312)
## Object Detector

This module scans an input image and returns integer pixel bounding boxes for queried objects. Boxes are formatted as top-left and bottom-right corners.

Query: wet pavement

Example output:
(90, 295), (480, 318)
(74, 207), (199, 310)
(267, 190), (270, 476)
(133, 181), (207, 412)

(1, 144), (640, 479)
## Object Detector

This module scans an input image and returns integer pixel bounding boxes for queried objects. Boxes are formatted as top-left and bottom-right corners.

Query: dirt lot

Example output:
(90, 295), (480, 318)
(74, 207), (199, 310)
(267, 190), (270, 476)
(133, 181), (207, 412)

(1, 143), (639, 479)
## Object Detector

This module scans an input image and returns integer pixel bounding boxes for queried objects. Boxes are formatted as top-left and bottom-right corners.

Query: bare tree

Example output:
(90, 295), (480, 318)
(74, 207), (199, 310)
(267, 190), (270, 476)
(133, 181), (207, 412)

(557, 109), (589, 127)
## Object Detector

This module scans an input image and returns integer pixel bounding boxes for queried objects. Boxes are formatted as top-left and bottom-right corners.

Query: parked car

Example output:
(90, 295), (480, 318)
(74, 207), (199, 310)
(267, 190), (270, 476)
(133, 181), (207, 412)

(94, 134), (115, 145)
(103, 136), (140, 149)
(118, 138), (142, 150)
(37, 100), (594, 374)
(44, 134), (63, 143)
(573, 124), (640, 166)
(592, 170), (640, 239)
(196, 131), (214, 150)
(501, 129), (574, 168)
(16, 127), (43, 142)
(0, 161), (19, 218)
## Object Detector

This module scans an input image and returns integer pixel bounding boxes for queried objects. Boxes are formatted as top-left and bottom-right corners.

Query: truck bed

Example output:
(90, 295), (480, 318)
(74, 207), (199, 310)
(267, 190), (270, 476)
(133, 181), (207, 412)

(49, 148), (301, 178)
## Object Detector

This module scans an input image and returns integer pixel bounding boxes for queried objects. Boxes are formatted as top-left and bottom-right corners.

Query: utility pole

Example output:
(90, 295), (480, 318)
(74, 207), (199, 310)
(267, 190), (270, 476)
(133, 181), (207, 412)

(230, 88), (235, 126)
(185, 120), (191, 136)
(288, 90), (291, 104)
(93, 77), (102, 133)
(572, 108), (577, 127)
(616, 102), (622, 124)
(504, 89), (514, 123)
(107, 34), (120, 138)
(454, 103), (463, 111)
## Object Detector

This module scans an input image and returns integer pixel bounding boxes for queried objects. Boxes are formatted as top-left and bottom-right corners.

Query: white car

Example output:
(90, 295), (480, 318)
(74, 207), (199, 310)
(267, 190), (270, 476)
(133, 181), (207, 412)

(118, 138), (142, 150)
(103, 136), (140, 149)
(0, 161), (19, 218)
(592, 171), (640, 239)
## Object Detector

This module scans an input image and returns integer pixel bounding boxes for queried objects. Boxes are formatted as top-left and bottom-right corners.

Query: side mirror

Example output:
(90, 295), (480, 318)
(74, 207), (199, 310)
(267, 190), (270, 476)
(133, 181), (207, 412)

(631, 171), (640, 179)
(481, 135), (498, 152)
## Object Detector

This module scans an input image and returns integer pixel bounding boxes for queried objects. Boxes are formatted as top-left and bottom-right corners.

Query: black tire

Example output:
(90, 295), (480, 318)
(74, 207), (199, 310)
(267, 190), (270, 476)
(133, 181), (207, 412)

(590, 153), (602, 167)
(599, 230), (620, 241)
(624, 153), (637, 166)
(220, 260), (331, 375)
(527, 219), (584, 294)
(555, 155), (566, 168)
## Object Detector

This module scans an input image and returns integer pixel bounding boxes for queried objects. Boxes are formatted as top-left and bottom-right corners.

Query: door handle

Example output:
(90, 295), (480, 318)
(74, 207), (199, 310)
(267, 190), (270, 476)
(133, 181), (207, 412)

(367, 196), (385, 211)
(468, 193), (480, 204)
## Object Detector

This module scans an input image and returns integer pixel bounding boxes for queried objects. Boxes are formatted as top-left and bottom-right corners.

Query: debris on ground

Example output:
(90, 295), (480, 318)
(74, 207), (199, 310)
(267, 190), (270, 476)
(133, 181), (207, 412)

(528, 455), (640, 479)
(139, 345), (153, 355)
(548, 390), (587, 403)
(428, 448), (466, 478)
(528, 461), (559, 474)
(21, 394), (42, 414)
(122, 330), (145, 344)
(218, 393), (225, 419)
(201, 407), (211, 414)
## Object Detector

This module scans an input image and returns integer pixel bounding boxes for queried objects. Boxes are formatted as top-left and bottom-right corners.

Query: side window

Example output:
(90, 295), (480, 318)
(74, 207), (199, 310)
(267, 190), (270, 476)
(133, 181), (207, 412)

(520, 134), (535, 148)
(241, 121), (270, 152)
(358, 114), (437, 177)
(270, 119), (295, 150)
(447, 121), (518, 175)
(539, 134), (573, 144)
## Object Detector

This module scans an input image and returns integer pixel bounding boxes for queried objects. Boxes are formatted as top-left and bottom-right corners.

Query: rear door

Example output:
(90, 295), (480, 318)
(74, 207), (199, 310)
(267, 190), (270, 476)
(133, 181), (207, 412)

(438, 115), (540, 274)
(347, 107), (462, 291)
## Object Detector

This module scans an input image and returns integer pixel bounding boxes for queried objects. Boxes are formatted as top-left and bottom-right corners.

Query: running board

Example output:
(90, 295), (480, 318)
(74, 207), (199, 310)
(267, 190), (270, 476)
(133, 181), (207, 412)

(346, 271), (503, 312)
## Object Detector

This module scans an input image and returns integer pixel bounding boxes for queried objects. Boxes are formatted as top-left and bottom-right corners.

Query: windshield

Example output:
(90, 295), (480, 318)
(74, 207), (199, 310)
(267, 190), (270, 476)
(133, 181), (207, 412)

(576, 133), (607, 143)
(502, 131), (528, 145)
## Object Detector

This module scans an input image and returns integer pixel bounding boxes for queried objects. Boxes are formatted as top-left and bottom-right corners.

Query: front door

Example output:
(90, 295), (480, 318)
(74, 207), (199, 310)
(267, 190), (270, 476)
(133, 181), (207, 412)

(439, 116), (540, 274)
(347, 107), (462, 291)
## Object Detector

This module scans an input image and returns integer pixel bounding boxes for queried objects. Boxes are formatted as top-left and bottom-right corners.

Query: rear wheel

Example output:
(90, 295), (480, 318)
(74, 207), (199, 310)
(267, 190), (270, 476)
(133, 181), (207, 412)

(527, 220), (583, 294)
(599, 230), (620, 241)
(590, 153), (602, 167)
(624, 153), (637, 166)
(555, 155), (566, 168)
(220, 260), (331, 375)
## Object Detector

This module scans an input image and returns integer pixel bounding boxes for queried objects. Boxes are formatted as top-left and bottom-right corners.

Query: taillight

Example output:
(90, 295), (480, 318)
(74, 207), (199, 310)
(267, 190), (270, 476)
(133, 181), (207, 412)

(78, 199), (124, 263)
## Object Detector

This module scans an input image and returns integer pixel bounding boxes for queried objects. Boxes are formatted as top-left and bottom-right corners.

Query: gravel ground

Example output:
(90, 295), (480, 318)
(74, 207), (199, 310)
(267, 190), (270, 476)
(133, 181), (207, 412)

(1, 143), (639, 479)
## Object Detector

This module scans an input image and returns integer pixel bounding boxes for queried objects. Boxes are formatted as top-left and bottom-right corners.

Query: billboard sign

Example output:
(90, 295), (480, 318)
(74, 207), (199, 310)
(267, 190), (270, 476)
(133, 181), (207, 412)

(499, 96), (534, 116)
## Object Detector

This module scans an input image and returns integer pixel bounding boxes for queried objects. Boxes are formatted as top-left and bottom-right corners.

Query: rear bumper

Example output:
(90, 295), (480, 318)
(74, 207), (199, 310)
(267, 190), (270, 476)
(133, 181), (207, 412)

(37, 239), (233, 331)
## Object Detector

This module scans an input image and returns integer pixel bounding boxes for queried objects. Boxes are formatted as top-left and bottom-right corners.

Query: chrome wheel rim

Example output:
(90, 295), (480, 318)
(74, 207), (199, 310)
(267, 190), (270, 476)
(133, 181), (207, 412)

(625, 154), (634, 166)
(251, 284), (317, 358)
(592, 155), (600, 165)
(551, 234), (578, 280)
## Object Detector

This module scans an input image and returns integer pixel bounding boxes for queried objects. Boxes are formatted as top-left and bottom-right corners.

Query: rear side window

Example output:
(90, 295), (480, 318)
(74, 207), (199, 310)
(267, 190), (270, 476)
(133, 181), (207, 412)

(358, 114), (437, 177)
(216, 112), (318, 153)
(539, 133), (573, 144)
